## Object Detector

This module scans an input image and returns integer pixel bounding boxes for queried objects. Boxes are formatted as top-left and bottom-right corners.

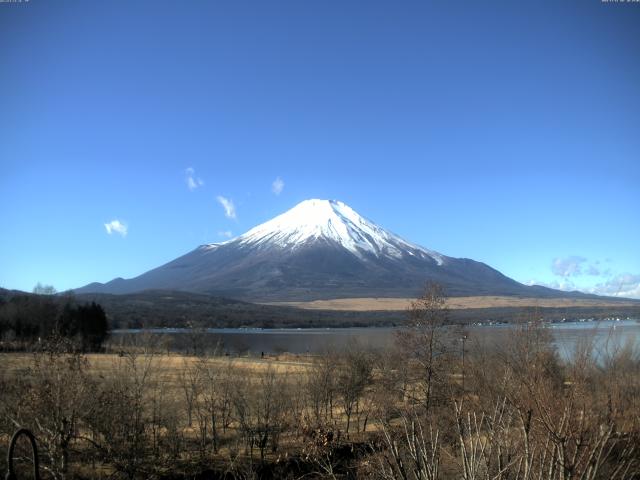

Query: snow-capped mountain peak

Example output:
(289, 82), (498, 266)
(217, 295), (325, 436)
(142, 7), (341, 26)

(224, 199), (445, 264)
(77, 198), (570, 301)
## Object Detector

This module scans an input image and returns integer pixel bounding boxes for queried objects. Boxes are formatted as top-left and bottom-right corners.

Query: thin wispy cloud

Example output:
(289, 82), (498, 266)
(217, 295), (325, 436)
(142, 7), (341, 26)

(216, 195), (236, 219)
(529, 255), (640, 299)
(271, 176), (284, 196)
(218, 230), (233, 239)
(185, 167), (204, 191)
(586, 265), (601, 276)
(551, 256), (586, 277)
(526, 278), (577, 292)
(551, 255), (611, 280)
(590, 273), (640, 298)
(104, 219), (128, 237)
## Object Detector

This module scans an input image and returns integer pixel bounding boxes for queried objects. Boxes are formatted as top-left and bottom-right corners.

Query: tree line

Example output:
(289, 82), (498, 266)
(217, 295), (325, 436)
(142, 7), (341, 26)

(0, 285), (108, 351)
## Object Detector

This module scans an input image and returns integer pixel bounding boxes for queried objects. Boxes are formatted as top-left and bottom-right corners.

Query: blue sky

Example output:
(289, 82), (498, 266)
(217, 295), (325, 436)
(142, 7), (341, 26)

(1, 1), (639, 297)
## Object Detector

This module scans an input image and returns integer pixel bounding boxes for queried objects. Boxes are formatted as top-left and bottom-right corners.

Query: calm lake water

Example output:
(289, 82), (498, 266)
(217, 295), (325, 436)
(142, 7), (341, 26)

(112, 319), (640, 360)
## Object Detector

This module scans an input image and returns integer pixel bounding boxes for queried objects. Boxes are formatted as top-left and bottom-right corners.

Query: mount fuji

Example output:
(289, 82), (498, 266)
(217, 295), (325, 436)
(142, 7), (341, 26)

(77, 199), (580, 301)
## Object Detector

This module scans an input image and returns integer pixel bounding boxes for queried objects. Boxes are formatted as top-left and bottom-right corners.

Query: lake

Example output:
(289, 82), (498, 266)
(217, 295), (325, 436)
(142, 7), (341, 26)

(112, 319), (640, 360)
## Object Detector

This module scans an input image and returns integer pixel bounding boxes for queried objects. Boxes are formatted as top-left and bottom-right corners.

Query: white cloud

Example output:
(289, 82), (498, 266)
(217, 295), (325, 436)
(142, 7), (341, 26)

(218, 230), (233, 239)
(527, 278), (577, 292)
(216, 195), (236, 219)
(590, 273), (640, 299)
(551, 256), (587, 277)
(528, 272), (640, 299)
(271, 176), (284, 196)
(104, 219), (128, 237)
(185, 167), (204, 191)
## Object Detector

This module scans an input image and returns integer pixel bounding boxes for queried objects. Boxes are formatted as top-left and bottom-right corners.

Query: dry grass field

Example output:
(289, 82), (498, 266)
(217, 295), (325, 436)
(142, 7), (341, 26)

(0, 351), (314, 383)
(265, 295), (640, 311)
(0, 350), (326, 476)
(1, 319), (639, 479)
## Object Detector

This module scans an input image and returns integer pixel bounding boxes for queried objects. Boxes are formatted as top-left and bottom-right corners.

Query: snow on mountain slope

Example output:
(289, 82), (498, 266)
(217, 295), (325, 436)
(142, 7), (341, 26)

(204, 199), (445, 264)
(76, 199), (589, 301)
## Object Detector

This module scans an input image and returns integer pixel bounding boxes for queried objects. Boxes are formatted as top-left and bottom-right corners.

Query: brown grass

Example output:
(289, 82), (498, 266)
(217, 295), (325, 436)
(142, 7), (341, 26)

(264, 295), (639, 311)
(0, 352), (314, 380)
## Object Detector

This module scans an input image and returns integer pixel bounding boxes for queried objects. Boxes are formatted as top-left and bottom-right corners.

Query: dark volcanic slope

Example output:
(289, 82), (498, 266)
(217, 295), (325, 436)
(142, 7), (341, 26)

(76, 199), (606, 302)
(78, 241), (579, 301)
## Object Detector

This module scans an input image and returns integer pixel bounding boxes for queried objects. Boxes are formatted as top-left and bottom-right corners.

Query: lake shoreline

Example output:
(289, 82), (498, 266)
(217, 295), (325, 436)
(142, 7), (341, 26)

(109, 319), (640, 360)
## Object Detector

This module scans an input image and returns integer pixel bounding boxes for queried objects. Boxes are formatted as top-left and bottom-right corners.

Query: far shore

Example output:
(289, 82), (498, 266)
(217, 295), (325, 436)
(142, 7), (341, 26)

(264, 295), (640, 311)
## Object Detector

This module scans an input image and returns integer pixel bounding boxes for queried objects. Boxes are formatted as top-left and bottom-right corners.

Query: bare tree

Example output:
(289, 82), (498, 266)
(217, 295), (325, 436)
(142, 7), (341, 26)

(232, 366), (290, 462)
(336, 344), (373, 435)
(372, 347), (408, 423)
(19, 340), (90, 480)
(306, 348), (337, 425)
(83, 349), (157, 479)
(179, 357), (200, 428)
(396, 282), (450, 412)
(460, 319), (640, 480)
(33, 282), (57, 295)
(194, 354), (230, 455)
(379, 411), (441, 480)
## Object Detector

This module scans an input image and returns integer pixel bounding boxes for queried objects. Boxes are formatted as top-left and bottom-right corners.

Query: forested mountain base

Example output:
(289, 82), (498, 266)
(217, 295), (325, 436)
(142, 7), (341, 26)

(1, 289), (638, 333)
